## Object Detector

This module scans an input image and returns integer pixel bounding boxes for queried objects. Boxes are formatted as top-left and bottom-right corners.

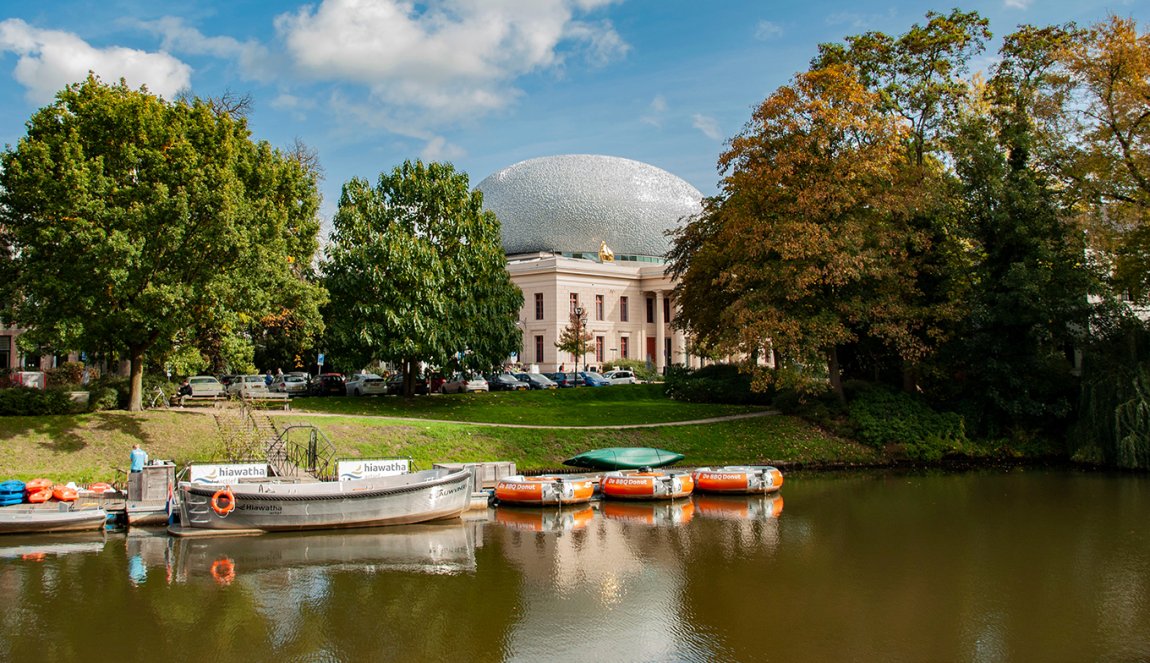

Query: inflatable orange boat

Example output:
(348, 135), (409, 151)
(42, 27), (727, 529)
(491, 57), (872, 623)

(692, 466), (784, 494)
(24, 478), (52, 492)
(26, 488), (52, 503)
(52, 485), (78, 502)
(600, 470), (694, 500)
(494, 475), (595, 505)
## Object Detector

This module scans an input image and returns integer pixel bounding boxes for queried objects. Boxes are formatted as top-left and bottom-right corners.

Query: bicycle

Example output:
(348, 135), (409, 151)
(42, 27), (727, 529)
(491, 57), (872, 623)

(147, 385), (170, 409)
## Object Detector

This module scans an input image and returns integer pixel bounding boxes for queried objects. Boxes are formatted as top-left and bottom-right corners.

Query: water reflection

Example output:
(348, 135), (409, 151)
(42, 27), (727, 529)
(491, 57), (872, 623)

(493, 505), (595, 532)
(0, 532), (107, 561)
(0, 470), (1148, 662)
(599, 499), (695, 527)
(173, 520), (478, 583)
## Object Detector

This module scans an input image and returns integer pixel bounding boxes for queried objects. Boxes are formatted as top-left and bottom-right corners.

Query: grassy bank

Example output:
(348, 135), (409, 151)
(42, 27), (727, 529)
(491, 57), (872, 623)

(0, 387), (880, 484)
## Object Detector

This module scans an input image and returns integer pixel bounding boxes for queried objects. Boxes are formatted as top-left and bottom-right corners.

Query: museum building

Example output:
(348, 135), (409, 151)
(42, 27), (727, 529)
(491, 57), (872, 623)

(476, 154), (704, 373)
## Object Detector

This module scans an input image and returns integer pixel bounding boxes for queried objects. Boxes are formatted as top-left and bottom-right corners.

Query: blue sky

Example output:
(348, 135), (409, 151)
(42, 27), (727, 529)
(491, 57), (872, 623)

(0, 0), (1144, 222)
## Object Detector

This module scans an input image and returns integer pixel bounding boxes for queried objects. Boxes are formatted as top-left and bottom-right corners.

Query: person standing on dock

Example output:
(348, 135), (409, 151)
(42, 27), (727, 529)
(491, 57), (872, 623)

(130, 444), (148, 473)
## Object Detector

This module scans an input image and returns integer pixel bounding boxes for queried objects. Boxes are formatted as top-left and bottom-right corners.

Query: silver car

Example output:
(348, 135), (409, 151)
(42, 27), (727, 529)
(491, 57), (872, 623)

(440, 374), (489, 394)
(346, 373), (388, 396)
(602, 370), (641, 385)
(269, 374), (309, 396)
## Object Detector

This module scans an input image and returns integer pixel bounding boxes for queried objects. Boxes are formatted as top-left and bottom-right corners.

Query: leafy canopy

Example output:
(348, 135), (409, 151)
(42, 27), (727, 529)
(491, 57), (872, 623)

(322, 160), (521, 394)
(0, 75), (326, 410)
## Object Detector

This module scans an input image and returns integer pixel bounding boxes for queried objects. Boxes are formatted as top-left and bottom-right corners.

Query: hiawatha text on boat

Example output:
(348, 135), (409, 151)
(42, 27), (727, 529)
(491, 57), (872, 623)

(177, 468), (473, 532)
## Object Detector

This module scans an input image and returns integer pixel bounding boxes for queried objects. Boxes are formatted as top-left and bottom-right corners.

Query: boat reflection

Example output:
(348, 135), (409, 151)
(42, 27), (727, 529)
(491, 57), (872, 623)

(599, 499), (694, 527)
(0, 531), (108, 561)
(493, 504), (596, 532)
(173, 520), (477, 583)
(693, 494), (784, 521)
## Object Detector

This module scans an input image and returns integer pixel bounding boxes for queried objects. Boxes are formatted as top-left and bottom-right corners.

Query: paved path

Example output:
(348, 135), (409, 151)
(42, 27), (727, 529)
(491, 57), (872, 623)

(263, 409), (777, 430)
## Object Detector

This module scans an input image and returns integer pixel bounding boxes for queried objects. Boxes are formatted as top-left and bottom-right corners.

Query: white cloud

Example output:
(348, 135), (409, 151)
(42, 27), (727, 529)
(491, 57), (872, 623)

(420, 135), (466, 162)
(0, 18), (191, 103)
(274, 0), (629, 122)
(1003, 0), (1032, 8)
(692, 113), (722, 141)
(755, 21), (783, 41)
(641, 94), (667, 127)
(134, 17), (275, 81)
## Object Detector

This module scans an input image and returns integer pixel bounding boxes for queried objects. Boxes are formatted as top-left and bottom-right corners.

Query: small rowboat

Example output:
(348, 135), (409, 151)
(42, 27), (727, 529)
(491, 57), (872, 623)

(692, 466), (784, 495)
(0, 508), (108, 534)
(494, 475), (595, 506)
(563, 447), (684, 471)
(600, 470), (694, 501)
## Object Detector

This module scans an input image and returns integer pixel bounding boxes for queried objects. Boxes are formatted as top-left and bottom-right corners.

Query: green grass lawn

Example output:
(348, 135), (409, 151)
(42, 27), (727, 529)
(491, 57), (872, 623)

(290, 383), (764, 425)
(0, 386), (880, 484)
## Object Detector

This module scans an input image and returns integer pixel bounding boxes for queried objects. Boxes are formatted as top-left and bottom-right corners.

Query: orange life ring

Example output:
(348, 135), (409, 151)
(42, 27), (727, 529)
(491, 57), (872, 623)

(210, 488), (236, 516)
(210, 558), (235, 585)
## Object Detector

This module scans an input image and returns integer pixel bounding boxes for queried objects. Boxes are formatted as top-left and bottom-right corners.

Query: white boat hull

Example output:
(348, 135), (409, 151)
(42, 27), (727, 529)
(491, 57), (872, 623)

(177, 469), (472, 532)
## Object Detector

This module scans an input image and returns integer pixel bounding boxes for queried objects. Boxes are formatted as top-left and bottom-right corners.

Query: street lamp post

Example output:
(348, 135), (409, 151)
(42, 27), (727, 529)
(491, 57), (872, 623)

(574, 305), (585, 371)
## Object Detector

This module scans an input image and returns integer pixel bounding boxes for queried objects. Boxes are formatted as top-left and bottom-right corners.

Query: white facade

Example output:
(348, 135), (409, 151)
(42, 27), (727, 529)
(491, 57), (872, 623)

(508, 253), (693, 373)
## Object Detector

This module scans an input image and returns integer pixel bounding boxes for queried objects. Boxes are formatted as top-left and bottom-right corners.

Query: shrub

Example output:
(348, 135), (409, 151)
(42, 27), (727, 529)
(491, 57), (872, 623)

(0, 386), (76, 416)
(848, 385), (967, 452)
(46, 361), (86, 387)
(664, 364), (771, 405)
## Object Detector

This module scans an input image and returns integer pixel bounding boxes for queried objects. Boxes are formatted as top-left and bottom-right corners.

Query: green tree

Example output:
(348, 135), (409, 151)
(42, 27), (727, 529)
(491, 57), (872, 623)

(0, 75), (326, 410)
(941, 27), (1095, 434)
(322, 160), (521, 396)
(669, 64), (920, 403)
(555, 310), (593, 368)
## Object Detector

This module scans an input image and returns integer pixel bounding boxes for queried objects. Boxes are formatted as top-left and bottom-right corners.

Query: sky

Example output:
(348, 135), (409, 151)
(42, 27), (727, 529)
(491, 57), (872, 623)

(0, 0), (1145, 224)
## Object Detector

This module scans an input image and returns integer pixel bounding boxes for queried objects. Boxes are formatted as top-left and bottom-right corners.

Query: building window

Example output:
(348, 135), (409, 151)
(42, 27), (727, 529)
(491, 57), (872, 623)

(570, 292), (579, 315)
(535, 335), (544, 364)
(595, 295), (604, 321)
(0, 336), (9, 371)
(534, 293), (544, 320)
(646, 297), (655, 324)
(595, 336), (605, 363)
(620, 296), (629, 322)
(663, 297), (671, 323)
(620, 336), (629, 359)
(665, 338), (672, 363)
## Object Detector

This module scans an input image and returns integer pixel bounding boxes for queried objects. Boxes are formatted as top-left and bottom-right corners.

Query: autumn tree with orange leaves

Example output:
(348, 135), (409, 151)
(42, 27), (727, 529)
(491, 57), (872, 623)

(669, 63), (922, 403)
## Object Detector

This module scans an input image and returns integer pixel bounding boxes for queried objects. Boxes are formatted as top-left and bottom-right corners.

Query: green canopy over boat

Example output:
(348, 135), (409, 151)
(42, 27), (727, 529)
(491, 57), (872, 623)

(562, 447), (684, 471)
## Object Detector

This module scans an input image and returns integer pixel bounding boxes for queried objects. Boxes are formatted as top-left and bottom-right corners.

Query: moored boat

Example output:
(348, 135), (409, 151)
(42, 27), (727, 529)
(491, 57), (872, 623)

(176, 468), (473, 533)
(563, 447), (684, 471)
(692, 466), (784, 495)
(494, 475), (595, 506)
(0, 507), (108, 535)
(600, 470), (694, 500)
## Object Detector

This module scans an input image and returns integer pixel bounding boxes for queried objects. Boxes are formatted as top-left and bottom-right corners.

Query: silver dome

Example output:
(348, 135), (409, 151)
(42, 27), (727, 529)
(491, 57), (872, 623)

(475, 155), (703, 258)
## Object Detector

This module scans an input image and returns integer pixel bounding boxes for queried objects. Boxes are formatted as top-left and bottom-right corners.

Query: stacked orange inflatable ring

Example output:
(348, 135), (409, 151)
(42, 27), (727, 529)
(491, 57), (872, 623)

(210, 488), (236, 516)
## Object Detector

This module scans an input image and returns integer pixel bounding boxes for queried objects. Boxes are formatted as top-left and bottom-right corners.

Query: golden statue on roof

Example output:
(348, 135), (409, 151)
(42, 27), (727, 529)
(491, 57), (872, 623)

(599, 241), (615, 262)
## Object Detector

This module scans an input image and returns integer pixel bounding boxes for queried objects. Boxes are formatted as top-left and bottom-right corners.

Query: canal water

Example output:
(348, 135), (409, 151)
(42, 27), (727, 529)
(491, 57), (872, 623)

(0, 468), (1147, 662)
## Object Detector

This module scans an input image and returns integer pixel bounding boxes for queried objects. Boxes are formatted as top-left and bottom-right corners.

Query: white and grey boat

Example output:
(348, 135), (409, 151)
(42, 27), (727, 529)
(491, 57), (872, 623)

(177, 468), (472, 532)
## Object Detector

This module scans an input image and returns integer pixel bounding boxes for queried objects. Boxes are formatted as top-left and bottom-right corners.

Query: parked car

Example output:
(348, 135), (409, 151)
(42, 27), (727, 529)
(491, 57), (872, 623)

(187, 375), (226, 398)
(428, 373), (448, 393)
(228, 374), (270, 395)
(488, 373), (530, 391)
(579, 371), (612, 387)
(602, 369), (641, 385)
(545, 372), (582, 388)
(440, 373), (489, 394)
(309, 373), (347, 396)
(515, 372), (558, 390)
(269, 374), (309, 396)
(218, 374), (240, 388)
(386, 374), (429, 396)
(346, 373), (388, 396)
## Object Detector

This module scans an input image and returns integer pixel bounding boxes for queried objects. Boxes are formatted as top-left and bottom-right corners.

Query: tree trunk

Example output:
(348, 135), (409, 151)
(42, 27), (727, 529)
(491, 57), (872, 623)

(827, 346), (845, 406)
(403, 359), (416, 397)
(127, 345), (146, 412)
